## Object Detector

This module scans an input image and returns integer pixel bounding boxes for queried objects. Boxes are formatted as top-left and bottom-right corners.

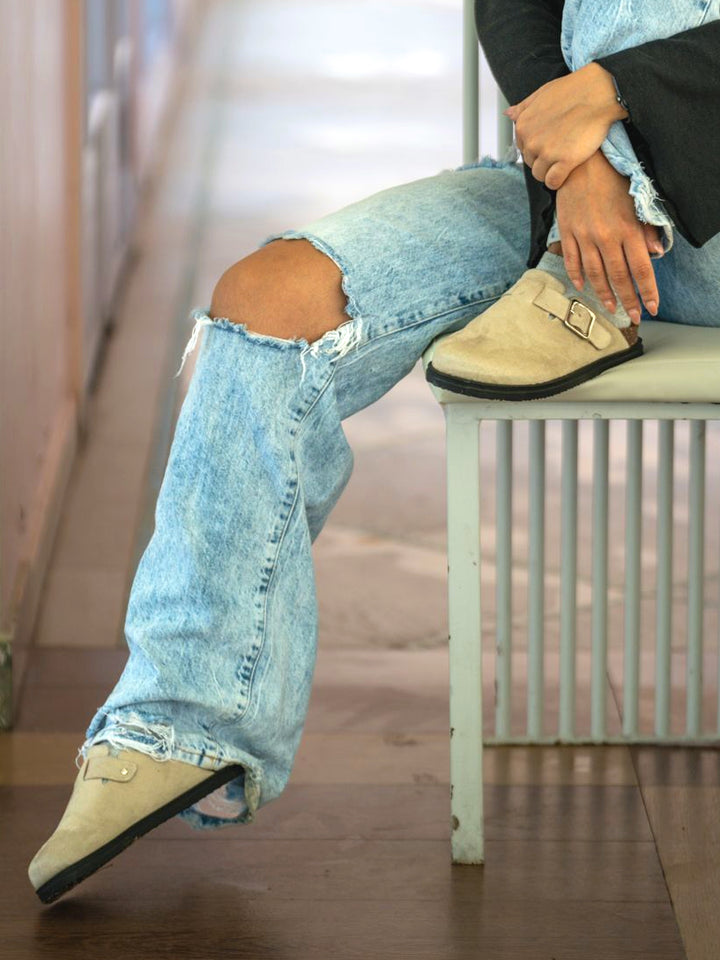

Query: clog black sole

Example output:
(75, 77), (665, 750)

(35, 762), (245, 904)
(425, 337), (643, 401)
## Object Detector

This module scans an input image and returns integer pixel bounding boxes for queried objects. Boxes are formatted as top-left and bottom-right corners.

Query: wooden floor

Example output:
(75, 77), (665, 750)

(6, 645), (720, 959)
(2, 2), (719, 957)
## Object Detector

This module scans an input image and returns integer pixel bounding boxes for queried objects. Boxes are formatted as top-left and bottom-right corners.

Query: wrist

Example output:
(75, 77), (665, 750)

(581, 62), (629, 123)
(557, 149), (610, 193)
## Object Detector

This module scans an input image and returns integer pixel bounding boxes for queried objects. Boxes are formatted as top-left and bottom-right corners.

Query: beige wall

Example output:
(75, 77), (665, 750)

(0, 0), (199, 682)
(0, 1), (81, 653)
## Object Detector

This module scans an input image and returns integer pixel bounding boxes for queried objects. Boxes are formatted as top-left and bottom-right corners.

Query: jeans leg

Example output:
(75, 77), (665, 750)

(79, 159), (530, 829)
(644, 226), (720, 327)
(79, 319), (356, 827)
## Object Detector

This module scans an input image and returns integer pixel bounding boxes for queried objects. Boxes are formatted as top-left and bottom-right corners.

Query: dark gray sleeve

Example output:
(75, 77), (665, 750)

(475, 4), (720, 257)
(474, 0), (568, 102)
(473, 0), (568, 266)
(596, 20), (720, 247)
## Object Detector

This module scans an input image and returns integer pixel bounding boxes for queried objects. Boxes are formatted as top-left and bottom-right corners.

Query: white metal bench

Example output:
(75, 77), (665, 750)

(425, 0), (720, 864)
(423, 323), (720, 863)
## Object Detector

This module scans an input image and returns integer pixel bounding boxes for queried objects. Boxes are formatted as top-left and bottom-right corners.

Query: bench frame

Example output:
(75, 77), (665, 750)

(439, 399), (720, 863)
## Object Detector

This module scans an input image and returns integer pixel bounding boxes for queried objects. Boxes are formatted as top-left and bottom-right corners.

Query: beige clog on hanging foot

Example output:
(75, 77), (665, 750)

(28, 742), (244, 904)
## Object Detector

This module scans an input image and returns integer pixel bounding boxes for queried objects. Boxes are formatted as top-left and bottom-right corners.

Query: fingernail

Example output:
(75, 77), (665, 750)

(573, 278), (584, 291)
(603, 299), (615, 313)
(646, 300), (658, 315)
(629, 308), (641, 324)
(652, 243), (664, 253)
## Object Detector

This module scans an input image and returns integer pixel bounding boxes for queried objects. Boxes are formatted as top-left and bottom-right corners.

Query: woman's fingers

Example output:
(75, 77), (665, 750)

(578, 243), (620, 315)
(518, 136), (583, 188)
(553, 151), (662, 323)
(505, 91), (535, 119)
(531, 156), (551, 184)
(544, 160), (572, 191)
(600, 247), (643, 322)
(624, 238), (660, 316)
(642, 222), (664, 256)
(571, 234), (660, 323)
(531, 157), (573, 190)
(561, 234), (585, 293)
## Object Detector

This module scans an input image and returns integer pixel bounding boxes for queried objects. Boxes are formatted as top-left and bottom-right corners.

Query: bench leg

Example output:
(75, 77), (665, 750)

(445, 406), (484, 864)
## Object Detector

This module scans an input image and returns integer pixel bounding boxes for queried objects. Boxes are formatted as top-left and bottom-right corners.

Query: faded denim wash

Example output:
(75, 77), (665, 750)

(78, 151), (720, 830)
(78, 158), (532, 828)
(78, 3), (720, 830)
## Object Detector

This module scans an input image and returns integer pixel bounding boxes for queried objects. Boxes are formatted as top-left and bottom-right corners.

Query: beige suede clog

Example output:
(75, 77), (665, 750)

(28, 743), (243, 904)
(425, 268), (643, 400)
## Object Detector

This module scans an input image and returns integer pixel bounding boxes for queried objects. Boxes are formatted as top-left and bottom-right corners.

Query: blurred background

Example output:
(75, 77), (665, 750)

(2, 0), (500, 718)
(2, 4), (718, 953)
(3, 0), (719, 743)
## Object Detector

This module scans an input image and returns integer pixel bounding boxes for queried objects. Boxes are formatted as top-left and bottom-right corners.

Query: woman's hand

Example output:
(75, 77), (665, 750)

(555, 150), (662, 323)
(506, 63), (628, 190)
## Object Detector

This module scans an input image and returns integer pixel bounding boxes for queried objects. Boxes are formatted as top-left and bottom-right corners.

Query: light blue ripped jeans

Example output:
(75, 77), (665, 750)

(78, 3), (720, 828)
(78, 158), (534, 828)
(77, 154), (720, 830)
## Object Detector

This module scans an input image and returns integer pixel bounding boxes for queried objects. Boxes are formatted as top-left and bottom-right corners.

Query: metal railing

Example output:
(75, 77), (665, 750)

(459, 0), (720, 749)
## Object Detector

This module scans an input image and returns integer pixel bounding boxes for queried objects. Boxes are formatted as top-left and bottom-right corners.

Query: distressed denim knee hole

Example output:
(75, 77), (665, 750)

(179, 232), (365, 386)
(174, 312), (314, 379)
(258, 230), (364, 382)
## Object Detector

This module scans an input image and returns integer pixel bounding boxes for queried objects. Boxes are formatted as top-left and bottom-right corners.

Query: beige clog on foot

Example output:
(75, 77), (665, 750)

(425, 268), (643, 400)
(28, 742), (244, 904)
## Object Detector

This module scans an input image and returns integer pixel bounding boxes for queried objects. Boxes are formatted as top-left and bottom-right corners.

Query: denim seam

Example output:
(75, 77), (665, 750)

(250, 366), (337, 714)
(231, 460), (300, 726)
(225, 364), (336, 728)
(240, 471), (301, 724)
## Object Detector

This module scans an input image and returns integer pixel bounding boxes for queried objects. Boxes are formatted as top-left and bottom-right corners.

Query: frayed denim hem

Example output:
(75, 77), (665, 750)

(454, 150), (521, 173)
(175, 312), (308, 380)
(600, 131), (675, 254)
(176, 305), (363, 388)
(77, 710), (263, 829)
(178, 227), (367, 387)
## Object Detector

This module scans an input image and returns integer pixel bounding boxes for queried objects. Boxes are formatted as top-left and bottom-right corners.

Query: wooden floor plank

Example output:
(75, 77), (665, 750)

(630, 746), (720, 786)
(640, 786), (720, 960)
(6, 793), (669, 906)
(24, 838), (671, 902)
(5, 841), (683, 954)
(0, 933), (686, 960)
(631, 746), (720, 959)
(3, 781), (653, 847)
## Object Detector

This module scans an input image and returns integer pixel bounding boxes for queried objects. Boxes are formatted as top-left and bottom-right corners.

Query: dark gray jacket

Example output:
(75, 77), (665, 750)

(474, 0), (720, 266)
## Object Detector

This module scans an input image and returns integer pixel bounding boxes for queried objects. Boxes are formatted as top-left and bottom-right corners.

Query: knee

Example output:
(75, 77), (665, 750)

(210, 239), (348, 343)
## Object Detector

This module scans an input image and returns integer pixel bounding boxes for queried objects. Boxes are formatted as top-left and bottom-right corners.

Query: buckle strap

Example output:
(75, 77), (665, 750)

(532, 287), (612, 350)
(84, 756), (138, 783)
